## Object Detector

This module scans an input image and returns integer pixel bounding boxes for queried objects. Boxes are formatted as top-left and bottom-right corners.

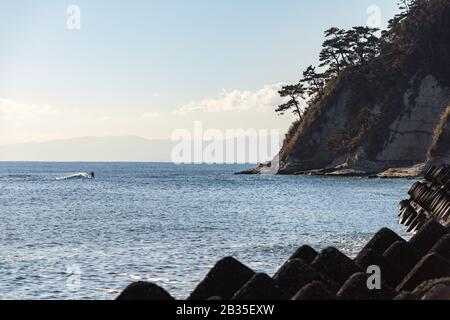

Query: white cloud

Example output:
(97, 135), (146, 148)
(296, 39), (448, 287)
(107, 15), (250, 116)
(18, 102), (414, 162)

(173, 83), (285, 116)
(0, 98), (64, 144)
(142, 112), (161, 119)
(0, 98), (60, 123)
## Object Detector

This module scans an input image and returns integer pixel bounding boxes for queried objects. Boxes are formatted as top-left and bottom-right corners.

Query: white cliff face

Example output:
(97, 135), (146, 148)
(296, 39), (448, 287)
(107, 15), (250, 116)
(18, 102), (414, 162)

(279, 89), (352, 173)
(376, 75), (450, 163)
(289, 89), (351, 160)
(273, 73), (450, 176)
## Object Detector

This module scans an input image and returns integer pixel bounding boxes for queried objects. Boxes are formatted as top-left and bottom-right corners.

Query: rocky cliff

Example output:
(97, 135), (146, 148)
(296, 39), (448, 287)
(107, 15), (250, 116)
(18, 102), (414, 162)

(246, 0), (450, 177)
(277, 73), (450, 177)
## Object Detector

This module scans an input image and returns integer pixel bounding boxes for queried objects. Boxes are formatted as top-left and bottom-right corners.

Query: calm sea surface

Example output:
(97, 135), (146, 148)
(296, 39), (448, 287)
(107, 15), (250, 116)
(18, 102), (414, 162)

(0, 162), (411, 299)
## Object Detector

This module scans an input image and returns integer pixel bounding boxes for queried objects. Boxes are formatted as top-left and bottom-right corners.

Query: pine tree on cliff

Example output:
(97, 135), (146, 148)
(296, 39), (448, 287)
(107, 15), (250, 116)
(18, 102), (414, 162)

(276, 84), (306, 119)
(388, 0), (419, 27)
(319, 27), (380, 73)
(300, 65), (326, 99)
(319, 27), (350, 77)
(346, 27), (380, 65)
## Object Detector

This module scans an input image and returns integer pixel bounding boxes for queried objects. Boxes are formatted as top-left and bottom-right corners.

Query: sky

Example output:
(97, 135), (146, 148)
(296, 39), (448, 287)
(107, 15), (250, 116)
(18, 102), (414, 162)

(0, 0), (400, 147)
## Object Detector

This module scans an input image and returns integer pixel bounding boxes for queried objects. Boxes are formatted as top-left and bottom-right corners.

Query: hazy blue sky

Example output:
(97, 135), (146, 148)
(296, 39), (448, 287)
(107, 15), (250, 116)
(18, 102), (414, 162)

(0, 0), (399, 145)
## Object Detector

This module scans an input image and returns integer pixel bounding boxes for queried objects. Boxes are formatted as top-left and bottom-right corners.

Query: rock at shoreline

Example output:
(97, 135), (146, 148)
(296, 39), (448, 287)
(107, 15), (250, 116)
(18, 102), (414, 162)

(356, 228), (405, 258)
(383, 241), (421, 286)
(397, 253), (450, 292)
(376, 164), (426, 179)
(429, 235), (450, 261)
(273, 258), (339, 297)
(408, 220), (447, 255)
(115, 282), (175, 300)
(413, 277), (450, 298)
(236, 168), (262, 175)
(187, 257), (255, 300)
(288, 245), (318, 264)
(354, 248), (402, 288)
(337, 273), (396, 300)
(292, 281), (336, 300)
(394, 292), (419, 300)
(398, 164), (450, 233)
(236, 160), (279, 175)
(238, 162), (425, 178)
(232, 273), (286, 300)
(422, 284), (450, 300)
(311, 247), (361, 286)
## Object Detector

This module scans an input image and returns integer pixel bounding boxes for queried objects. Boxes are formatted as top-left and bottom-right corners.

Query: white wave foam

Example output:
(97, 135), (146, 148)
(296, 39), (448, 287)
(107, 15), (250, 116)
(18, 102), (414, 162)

(56, 172), (94, 181)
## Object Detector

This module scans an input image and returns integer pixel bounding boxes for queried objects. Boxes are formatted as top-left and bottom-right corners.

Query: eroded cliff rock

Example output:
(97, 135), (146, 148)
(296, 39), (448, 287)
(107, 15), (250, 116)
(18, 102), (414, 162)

(274, 73), (450, 177)
(282, 73), (449, 176)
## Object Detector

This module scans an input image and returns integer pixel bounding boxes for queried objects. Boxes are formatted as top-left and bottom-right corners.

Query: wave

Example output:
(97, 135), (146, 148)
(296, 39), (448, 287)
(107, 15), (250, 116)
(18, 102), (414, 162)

(56, 172), (94, 181)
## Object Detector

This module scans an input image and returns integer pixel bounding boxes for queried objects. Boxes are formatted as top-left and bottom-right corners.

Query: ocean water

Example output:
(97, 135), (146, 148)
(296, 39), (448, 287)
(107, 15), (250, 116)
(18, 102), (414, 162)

(0, 162), (411, 300)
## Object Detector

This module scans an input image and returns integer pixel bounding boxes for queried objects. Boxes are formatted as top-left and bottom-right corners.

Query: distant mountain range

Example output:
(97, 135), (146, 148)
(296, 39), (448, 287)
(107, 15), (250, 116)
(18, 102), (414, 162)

(0, 136), (175, 162)
(0, 135), (278, 163)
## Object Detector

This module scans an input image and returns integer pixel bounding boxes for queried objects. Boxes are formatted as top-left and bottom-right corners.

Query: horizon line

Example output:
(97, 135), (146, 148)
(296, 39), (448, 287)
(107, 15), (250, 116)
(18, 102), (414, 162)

(0, 160), (258, 165)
